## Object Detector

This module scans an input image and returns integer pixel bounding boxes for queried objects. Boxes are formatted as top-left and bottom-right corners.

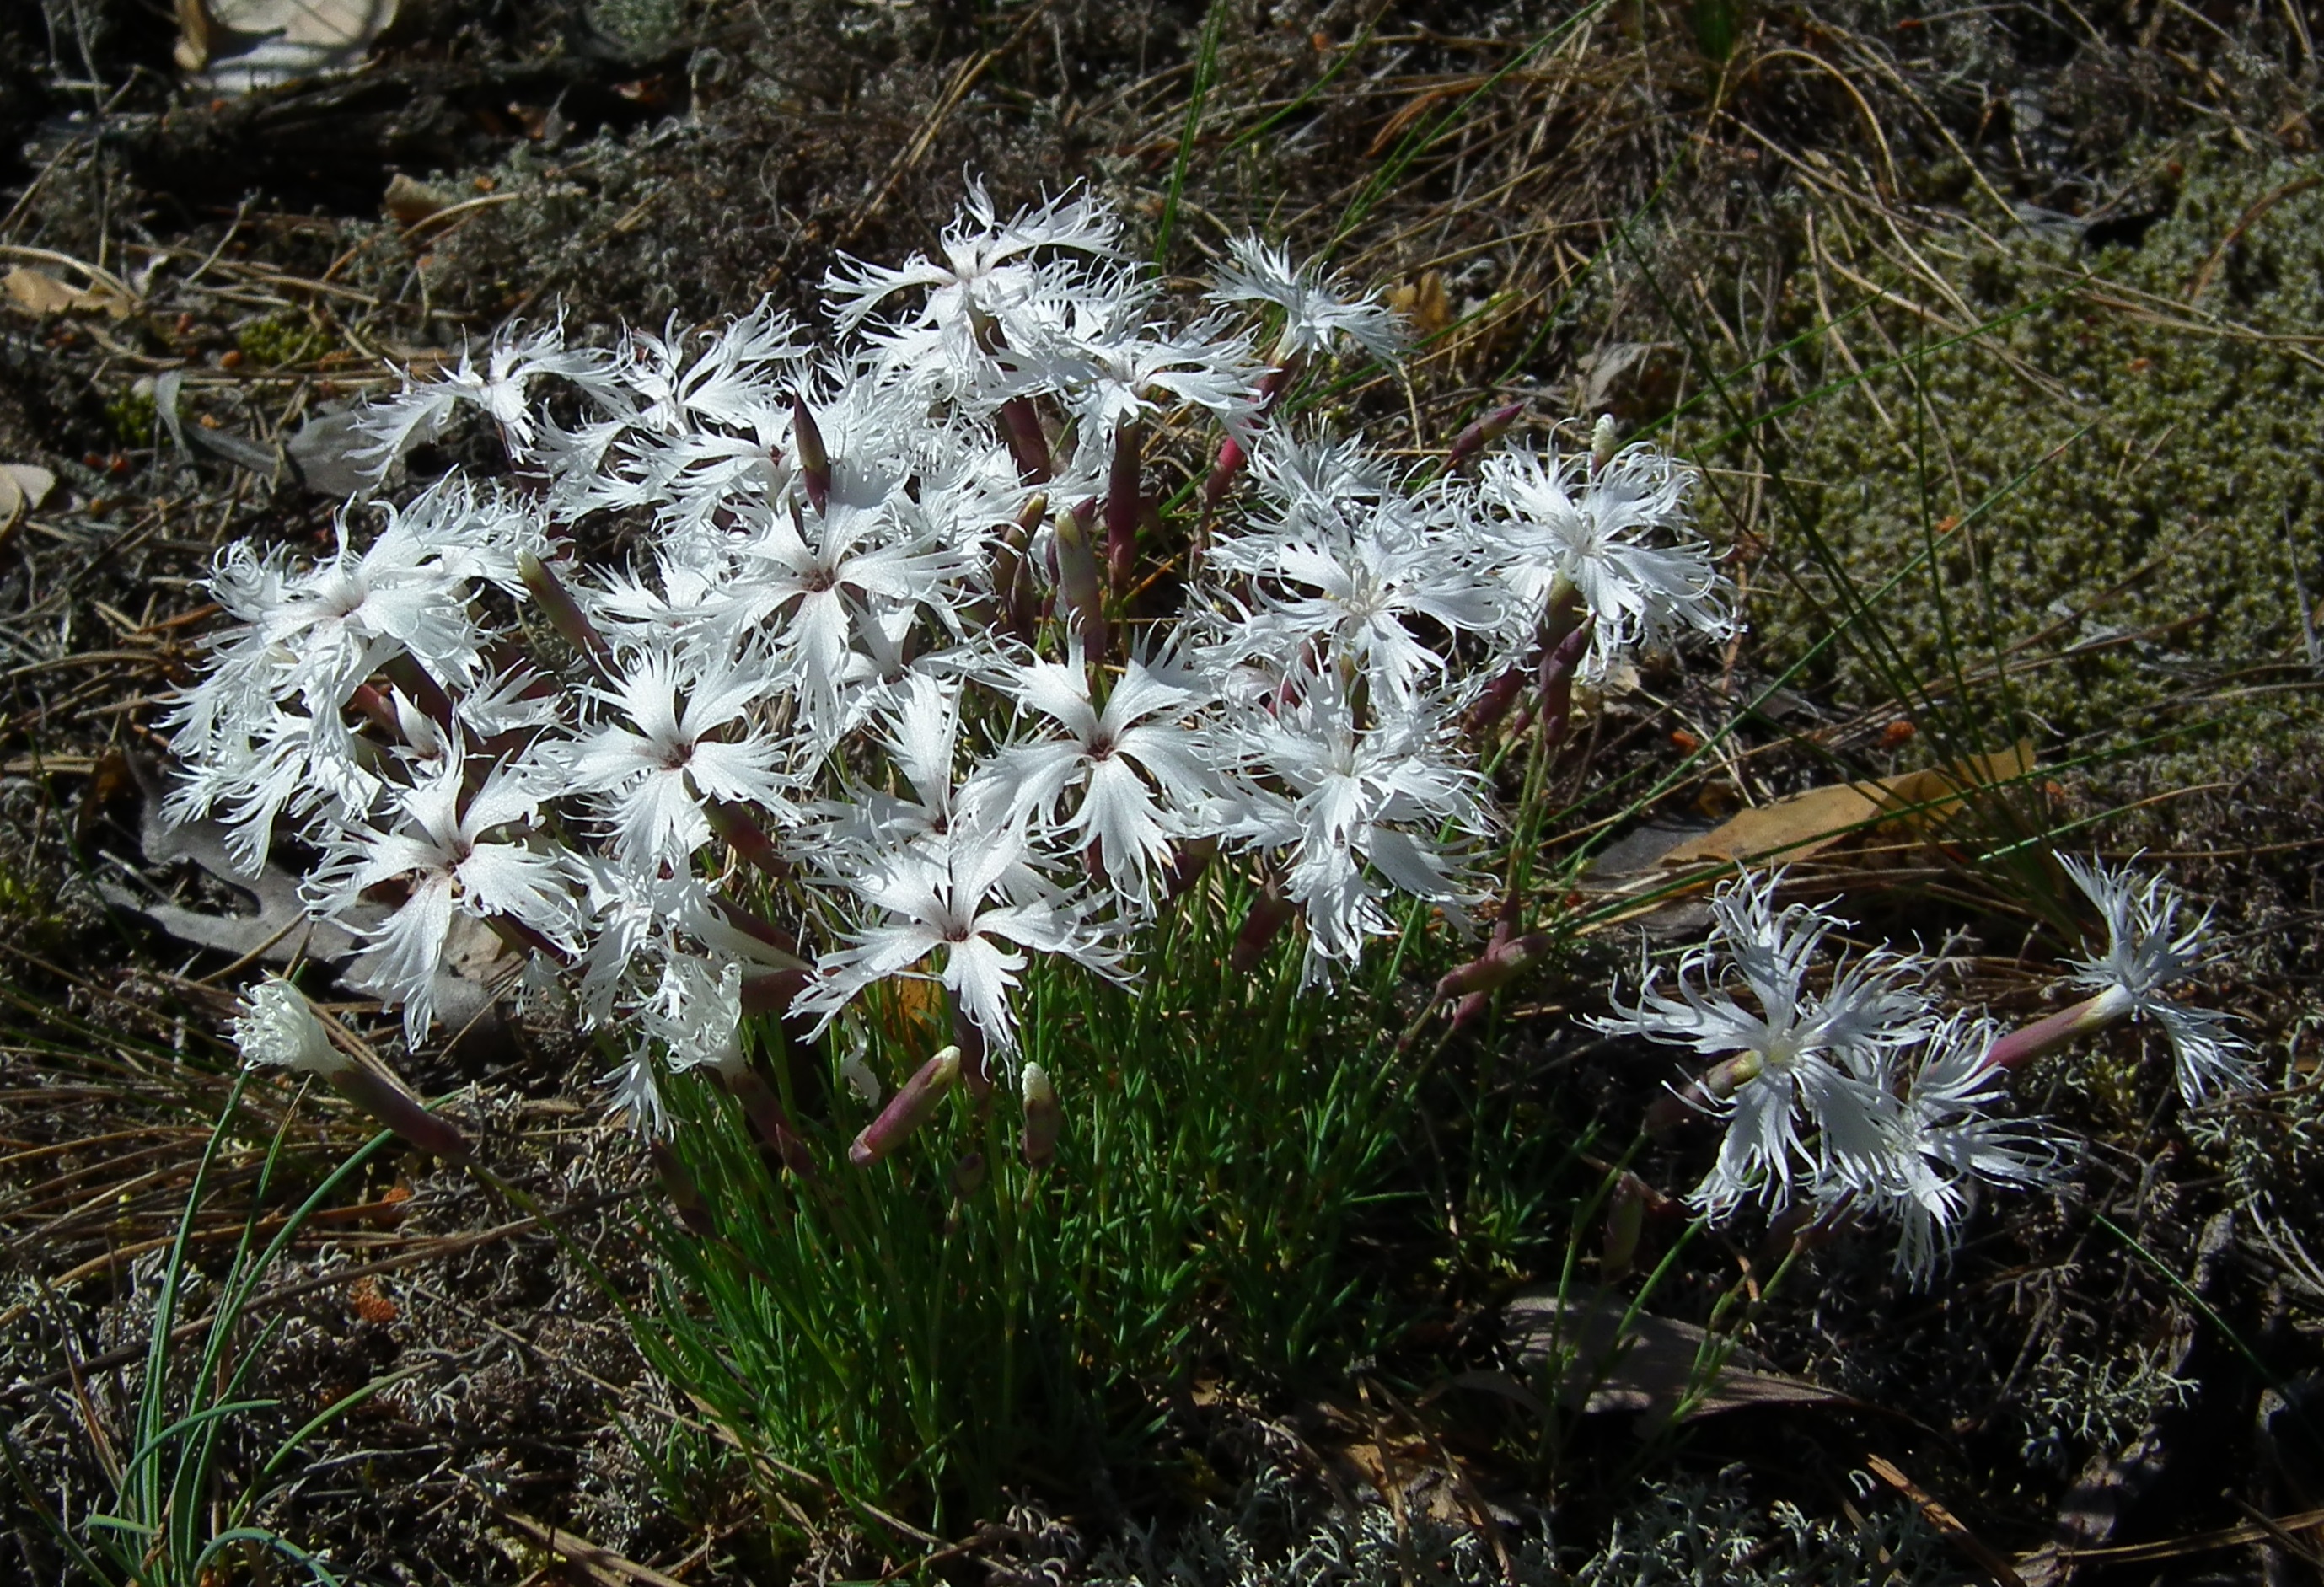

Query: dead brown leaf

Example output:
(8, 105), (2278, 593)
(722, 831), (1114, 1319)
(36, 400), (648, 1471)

(1657, 742), (2036, 869)
(0, 462), (56, 544)
(1387, 271), (1452, 335)
(383, 174), (459, 228)
(183, 0), (400, 91)
(3, 267), (132, 319)
(1506, 1287), (1853, 1425)
(173, 0), (214, 70)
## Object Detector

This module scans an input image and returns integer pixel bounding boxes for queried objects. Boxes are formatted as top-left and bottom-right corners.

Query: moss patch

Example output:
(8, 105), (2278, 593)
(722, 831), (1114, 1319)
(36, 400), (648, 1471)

(1720, 149), (2324, 780)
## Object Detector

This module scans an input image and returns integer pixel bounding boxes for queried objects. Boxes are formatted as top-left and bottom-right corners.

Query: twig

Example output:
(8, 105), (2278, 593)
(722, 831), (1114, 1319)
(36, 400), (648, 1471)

(1864, 1454), (2027, 1587)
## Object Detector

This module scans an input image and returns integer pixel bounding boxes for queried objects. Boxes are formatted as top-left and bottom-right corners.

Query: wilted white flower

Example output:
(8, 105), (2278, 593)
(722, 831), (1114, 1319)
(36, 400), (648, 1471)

(357, 319), (615, 469)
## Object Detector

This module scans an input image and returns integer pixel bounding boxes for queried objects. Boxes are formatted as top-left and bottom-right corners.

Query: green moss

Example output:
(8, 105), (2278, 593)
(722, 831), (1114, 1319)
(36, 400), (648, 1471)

(235, 315), (335, 367)
(105, 388), (154, 447)
(1714, 149), (2324, 780)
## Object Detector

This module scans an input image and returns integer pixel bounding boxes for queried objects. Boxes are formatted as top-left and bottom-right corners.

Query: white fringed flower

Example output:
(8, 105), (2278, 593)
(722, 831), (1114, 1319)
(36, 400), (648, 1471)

(1853, 1016), (2063, 1282)
(2058, 853), (2252, 1104)
(167, 177), (1751, 1142)
(1208, 235), (1405, 362)
(1597, 870), (1933, 1216)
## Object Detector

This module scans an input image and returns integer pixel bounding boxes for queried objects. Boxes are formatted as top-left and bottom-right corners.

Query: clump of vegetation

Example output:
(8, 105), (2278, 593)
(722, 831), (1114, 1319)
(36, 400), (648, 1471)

(3, 0), (2319, 1578)
(103, 387), (154, 447)
(1686, 147), (2324, 775)
(234, 314), (335, 367)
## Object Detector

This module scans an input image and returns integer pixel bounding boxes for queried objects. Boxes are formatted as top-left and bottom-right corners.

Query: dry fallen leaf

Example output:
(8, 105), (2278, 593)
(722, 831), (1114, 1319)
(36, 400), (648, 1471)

(174, 0), (214, 70)
(1506, 1288), (1851, 1426)
(96, 753), (517, 1055)
(1657, 742), (2037, 869)
(182, 0), (400, 92)
(0, 463), (56, 539)
(3, 464), (56, 509)
(3, 266), (133, 319)
(1387, 271), (1452, 335)
(383, 173), (459, 228)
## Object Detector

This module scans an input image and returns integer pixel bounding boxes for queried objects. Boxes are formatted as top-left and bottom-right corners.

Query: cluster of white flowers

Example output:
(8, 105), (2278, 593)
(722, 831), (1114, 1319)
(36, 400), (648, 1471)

(1598, 857), (2250, 1279)
(175, 180), (1734, 1136)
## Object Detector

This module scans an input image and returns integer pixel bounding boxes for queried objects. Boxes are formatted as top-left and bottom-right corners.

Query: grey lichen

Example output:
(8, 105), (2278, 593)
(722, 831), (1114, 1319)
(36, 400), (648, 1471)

(1081, 1466), (1974, 1586)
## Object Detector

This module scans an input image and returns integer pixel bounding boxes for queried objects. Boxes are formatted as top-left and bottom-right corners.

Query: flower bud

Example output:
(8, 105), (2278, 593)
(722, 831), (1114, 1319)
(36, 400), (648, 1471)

(1602, 1172), (1647, 1281)
(1591, 412), (1618, 471)
(740, 968), (809, 1017)
(951, 1150), (989, 1198)
(704, 800), (792, 880)
(1533, 619), (1595, 748)
(792, 393), (830, 513)
(1020, 1062), (1060, 1171)
(722, 1061), (817, 1178)
(1447, 399), (1526, 469)
(1704, 1050), (1763, 1098)
(849, 1044), (960, 1167)
(1434, 933), (1554, 1002)
(1465, 668), (1527, 734)
(953, 1011), (994, 1100)
(993, 492), (1045, 634)
(1230, 882), (1296, 972)
(651, 1139), (717, 1237)
(998, 396), (1052, 482)
(1163, 834), (1220, 903)
(1052, 501), (1108, 657)
(1979, 984), (2135, 1074)
(517, 550), (613, 671)
(1105, 419), (1144, 597)
(1203, 434), (1247, 507)
(378, 653), (454, 729)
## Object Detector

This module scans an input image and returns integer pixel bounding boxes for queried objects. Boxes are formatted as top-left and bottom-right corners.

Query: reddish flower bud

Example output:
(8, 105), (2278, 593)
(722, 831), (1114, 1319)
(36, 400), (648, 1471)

(1447, 399), (1526, 470)
(952, 1150), (989, 1198)
(1203, 434), (1247, 507)
(792, 393), (829, 513)
(1433, 932), (1554, 1002)
(1230, 882), (1296, 972)
(722, 1063), (817, 1177)
(651, 1139), (717, 1237)
(1104, 419), (1144, 598)
(1053, 501), (1108, 657)
(704, 800), (792, 880)
(849, 1044), (960, 1167)
(1602, 1172), (1647, 1280)
(998, 396), (1052, 482)
(1979, 987), (2133, 1074)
